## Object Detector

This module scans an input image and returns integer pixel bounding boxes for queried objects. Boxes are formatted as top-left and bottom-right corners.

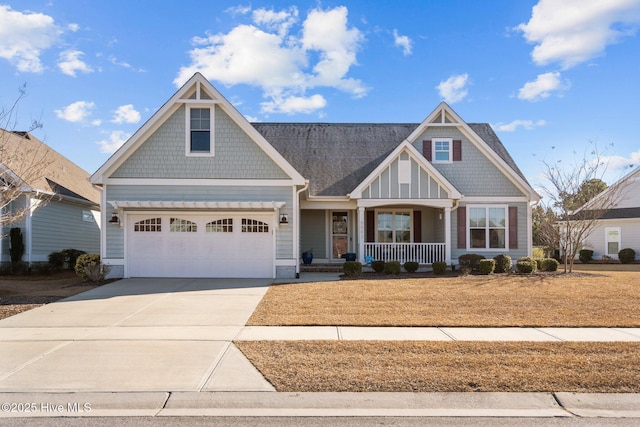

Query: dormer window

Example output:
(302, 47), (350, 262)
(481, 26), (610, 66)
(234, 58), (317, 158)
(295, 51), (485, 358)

(186, 106), (214, 156)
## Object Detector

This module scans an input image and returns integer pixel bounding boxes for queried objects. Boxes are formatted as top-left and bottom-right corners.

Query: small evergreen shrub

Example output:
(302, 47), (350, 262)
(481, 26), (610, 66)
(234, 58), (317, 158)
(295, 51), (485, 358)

(343, 261), (362, 277)
(75, 254), (102, 281)
(541, 258), (560, 272)
(432, 261), (447, 275)
(62, 249), (86, 270)
(579, 249), (594, 264)
(48, 251), (66, 270)
(618, 248), (636, 264)
(403, 261), (419, 273)
(9, 228), (25, 264)
(535, 258), (544, 270)
(383, 261), (401, 275)
(516, 256), (537, 274)
(371, 260), (385, 273)
(458, 254), (486, 271)
(493, 254), (512, 273)
(478, 259), (495, 275)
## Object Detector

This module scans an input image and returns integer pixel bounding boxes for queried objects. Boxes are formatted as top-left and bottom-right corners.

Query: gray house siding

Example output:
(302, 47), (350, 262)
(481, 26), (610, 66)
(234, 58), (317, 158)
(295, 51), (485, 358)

(300, 210), (326, 259)
(582, 219), (640, 260)
(414, 127), (525, 197)
(105, 184), (294, 259)
(31, 200), (100, 261)
(112, 105), (290, 180)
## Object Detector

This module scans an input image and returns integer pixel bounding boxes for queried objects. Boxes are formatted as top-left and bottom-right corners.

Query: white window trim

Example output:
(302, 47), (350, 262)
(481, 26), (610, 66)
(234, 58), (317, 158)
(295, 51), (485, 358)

(466, 205), (509, 251)
(374, 209), (413, 243)
(432, 137), (453, 164)
(605, 226), (621, 256)
(185, 105), (215, 157)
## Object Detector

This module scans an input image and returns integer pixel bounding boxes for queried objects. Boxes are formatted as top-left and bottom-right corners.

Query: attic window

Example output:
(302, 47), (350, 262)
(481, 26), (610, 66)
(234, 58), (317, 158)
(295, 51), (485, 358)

(433, 138), (452, 163)
(186, 106), (214, 156)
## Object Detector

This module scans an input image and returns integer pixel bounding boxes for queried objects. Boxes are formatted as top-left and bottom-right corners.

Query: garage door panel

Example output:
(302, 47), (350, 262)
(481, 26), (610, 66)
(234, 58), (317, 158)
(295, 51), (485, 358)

(128, 213), (273, 278)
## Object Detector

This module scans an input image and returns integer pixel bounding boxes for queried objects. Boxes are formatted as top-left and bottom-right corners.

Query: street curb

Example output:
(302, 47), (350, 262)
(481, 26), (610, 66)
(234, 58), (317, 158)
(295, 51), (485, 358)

(2, 391), (638, 418)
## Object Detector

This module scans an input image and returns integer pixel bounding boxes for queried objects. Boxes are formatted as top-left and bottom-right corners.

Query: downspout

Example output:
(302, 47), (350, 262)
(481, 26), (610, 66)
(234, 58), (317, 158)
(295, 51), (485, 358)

(294, 180), (310, 278)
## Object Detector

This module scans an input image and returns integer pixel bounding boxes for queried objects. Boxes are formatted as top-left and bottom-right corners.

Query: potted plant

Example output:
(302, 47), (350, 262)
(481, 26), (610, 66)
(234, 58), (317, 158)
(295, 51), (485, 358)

(302, 249), (314, 265)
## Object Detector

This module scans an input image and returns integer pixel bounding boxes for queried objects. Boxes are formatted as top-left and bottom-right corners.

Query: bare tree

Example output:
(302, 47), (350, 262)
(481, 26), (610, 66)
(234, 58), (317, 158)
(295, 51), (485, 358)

(1, 84), (54, 231)
(538, 144), (624, 272)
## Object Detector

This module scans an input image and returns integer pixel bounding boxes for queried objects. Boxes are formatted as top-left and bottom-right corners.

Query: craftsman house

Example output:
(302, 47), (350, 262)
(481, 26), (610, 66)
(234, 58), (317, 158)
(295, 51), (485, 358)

(90, 73), (540, 279)
(0, 129), (100, 265)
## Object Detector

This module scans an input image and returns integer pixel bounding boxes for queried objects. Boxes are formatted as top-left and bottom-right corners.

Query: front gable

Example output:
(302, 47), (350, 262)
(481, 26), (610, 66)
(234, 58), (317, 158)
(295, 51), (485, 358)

(91, 73), (305, 184)
(349, 141), (462, 201)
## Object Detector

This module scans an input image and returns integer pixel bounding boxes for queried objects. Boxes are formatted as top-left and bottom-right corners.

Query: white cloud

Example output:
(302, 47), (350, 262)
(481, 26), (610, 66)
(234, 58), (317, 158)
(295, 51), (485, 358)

(175, 6), (366, 115)
(393, 29), (412, 55)
(493, 119), (547, 132)
(67, 23), (79, 32)
(518, 0), (640, 69)
(0, 4), (61, 72)
(261, 94), (327, 114)
(57, 49), (94, 77)
(518, 72), (570, 101)
(603, 149), (640, 171)
(436, 73), (469, 104)
(54, 101), (95, 123)
(98, 130), (130, 154)
(111, 104), (141, 124)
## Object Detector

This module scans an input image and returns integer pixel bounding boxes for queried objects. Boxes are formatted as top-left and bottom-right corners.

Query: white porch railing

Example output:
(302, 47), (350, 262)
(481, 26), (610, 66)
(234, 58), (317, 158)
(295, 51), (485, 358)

(364, 243), (446, 264)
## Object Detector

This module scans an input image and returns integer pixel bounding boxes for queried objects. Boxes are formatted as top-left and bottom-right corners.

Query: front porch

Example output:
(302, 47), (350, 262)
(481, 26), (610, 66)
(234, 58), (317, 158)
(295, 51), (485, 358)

(364, 242), (446, 264)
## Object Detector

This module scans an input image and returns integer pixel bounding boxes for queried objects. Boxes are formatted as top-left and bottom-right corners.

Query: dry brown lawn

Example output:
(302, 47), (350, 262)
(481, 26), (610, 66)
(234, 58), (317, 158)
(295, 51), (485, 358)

(248, 271), (640, 327)
(237, 341), (640, 393)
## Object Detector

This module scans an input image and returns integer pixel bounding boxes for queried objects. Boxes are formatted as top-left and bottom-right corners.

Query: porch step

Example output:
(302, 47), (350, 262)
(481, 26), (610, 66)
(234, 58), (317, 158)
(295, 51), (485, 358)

(300, 263), (345, 273)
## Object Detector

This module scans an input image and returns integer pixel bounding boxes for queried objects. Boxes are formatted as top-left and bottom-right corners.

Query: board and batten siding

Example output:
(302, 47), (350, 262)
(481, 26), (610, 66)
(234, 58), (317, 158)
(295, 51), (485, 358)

(31, 201), (100, 260)
(105, 184), (294, 259)
(111, 105), (290, 180)
(413, 127), (524, 197)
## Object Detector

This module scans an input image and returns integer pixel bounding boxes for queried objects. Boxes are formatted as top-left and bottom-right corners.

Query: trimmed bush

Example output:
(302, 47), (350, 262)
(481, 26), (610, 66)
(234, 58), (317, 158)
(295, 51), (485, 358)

(371, 260), (385, 273)
(75, 254), (101, 281)
(535, 258), (544, 270)
(403, 261), (419, 273)
(62, 249), (86, 270)
(9, 228), (24, 264)
(493, 254), (512, 273)
(540, 258), (560, 272)
(383, 261), (401, 275)
(458, 254), (486, 271)
(478, 259), (495, 275)
(343, 261), (362, 277)
(48, 251), (66, 270)
(579, 249), (594, 264)
(432, 261), (447, 275)
(618, 248), (636, 264)
(516, 256), (537, 274)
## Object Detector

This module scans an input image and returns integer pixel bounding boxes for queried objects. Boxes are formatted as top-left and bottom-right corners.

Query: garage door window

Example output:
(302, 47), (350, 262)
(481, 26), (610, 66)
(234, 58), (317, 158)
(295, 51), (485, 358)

(134, 218), (161, 232)
(170, 218), (197, 232)
(206, 218), (233, 232)
(242, 218), (269, 233)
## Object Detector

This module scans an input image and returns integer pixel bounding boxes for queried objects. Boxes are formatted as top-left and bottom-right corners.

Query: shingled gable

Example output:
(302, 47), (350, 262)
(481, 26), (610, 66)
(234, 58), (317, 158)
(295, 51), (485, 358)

(90, 73), (305, 185)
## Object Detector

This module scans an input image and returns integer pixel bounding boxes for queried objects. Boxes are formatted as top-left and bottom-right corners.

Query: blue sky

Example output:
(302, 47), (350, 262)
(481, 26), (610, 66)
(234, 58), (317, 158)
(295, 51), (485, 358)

(1, 0), (639, 191)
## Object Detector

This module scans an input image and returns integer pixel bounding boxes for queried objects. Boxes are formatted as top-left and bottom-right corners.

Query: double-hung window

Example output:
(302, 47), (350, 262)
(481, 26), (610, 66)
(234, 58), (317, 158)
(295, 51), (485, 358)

(432, 138), (452, 163)
(186, 106), (214, 155)
(468, 206), (507, 249)
(377, 211), (411, 243)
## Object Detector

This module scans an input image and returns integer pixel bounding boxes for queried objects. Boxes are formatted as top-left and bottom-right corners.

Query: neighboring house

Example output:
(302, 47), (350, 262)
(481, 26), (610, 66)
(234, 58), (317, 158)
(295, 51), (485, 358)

(90, 73), (540, 279)
(0, 129), (101, 264)
(576, 167), (640, 260)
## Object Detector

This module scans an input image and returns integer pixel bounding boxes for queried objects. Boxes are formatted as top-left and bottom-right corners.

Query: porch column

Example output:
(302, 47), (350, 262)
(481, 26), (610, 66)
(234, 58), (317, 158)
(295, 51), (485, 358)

(445, 207), (452, 265)
(358, 206), (365, 263)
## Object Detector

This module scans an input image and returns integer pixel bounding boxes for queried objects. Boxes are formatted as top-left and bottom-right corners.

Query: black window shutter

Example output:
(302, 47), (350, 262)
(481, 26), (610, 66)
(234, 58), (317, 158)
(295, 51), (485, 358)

(366, 210), (375, 242)
(413, 211), (422, 243)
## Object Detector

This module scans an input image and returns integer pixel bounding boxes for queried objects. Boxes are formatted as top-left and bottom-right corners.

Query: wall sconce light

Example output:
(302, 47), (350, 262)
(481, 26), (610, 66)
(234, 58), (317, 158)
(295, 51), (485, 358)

(108, 212), (120, 224)
(438, 211), (443, 220)
(279, 213), (289, 224)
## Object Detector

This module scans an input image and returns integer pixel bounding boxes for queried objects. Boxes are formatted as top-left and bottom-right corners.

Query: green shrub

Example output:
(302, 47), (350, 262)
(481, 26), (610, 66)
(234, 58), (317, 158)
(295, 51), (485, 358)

(579, 249), (594, 264)
(540, 258), (560, 271)
(458, 254), (486, 271)
(535, 258), (544, 270)
(75, 254), (101, 281)
(532, 247), (545, 258)
(62, 249), (86, 270)
(403, 261), (419, 273)
(478, 259), (495, 275)
(516, 256), (537, 274)
(432, 261), (447, 275)
(343, 261), (362, 277)
(371, 260), (385, 273)
(48, 251), (66, 270)
(383, 261), (401, 275)
(493, 254), (512, 273)
(618, 248), (636, 264)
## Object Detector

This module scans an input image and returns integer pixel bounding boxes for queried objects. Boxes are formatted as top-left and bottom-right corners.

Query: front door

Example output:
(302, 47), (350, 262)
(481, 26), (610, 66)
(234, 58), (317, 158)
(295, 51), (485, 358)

(332, 211), (349, 259)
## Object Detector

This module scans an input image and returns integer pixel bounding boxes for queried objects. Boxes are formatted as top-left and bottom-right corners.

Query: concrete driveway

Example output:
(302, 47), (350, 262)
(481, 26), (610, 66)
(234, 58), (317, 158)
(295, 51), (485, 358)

(0, 278), (274, 392)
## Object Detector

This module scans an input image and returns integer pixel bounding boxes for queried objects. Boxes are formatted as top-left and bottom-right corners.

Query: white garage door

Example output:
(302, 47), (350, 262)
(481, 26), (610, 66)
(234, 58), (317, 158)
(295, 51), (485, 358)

(127, 213), (274, 278)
